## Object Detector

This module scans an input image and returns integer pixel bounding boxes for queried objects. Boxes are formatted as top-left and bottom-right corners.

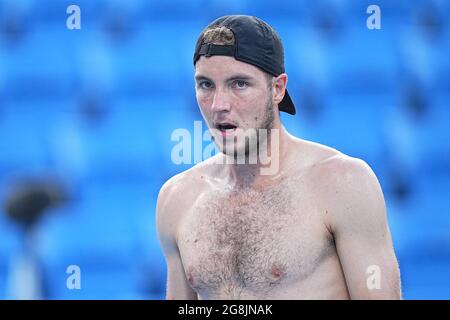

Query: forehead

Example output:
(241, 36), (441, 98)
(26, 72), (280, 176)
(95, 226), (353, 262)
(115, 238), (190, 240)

(195, 55), (265, 80)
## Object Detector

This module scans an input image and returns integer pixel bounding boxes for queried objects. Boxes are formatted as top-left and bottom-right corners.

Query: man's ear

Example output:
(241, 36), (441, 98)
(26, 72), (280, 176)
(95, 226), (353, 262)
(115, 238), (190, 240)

(273, 73), (288, 105)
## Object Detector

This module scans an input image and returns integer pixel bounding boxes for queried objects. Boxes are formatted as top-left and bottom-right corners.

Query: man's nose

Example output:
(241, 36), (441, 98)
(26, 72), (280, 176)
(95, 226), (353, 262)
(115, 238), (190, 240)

(211, 88), (231, 113)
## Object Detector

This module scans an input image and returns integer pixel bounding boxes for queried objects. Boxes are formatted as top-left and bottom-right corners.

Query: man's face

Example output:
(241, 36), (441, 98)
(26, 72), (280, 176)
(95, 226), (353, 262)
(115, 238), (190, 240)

(194, 55), (275, 157)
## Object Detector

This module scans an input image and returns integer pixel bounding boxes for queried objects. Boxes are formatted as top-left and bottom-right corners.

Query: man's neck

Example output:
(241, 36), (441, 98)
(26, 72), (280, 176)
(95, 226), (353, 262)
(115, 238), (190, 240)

(223, 125), (290, 189)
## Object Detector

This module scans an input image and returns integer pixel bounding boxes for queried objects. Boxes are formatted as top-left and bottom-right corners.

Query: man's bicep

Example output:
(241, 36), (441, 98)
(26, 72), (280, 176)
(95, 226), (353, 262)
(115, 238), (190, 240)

(156, 181), (198, 300)
(334, 216), (401, 299)
(165, 250), (198, 300)
(328, 158), (401, 299)
(157, 221), (198, 300)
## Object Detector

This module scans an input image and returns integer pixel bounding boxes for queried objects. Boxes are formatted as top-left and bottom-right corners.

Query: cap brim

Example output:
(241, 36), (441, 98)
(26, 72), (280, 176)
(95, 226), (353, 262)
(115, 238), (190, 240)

(279, 89), (296, 115)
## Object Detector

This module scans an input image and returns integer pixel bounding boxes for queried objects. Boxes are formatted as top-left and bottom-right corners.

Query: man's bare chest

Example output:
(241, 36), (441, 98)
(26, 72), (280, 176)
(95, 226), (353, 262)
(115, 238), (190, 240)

(177, 178), (333, 298)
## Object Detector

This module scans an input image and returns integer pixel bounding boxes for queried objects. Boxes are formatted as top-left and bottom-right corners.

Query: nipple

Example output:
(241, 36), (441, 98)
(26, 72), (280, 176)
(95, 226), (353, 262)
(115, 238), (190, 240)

(187, 271), (194, 284)
(186, 267), (195, 284)
(270, 265), (285, 281)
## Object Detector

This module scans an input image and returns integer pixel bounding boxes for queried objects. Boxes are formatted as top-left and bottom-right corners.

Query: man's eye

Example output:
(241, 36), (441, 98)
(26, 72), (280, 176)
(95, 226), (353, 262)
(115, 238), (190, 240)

(233, 80), (249, 89)
(199, 81), (213, 89)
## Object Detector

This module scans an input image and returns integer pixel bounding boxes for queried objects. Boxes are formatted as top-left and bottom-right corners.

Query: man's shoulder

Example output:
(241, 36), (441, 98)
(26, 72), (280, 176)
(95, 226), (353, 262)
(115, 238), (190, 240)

(310, 150), (358, 172)
(312, 151), (378, 189)
(156, 158), (216, 241)
(294, 139), (382, 202)
(157, 154), (221, 212)
(289, 138), (368, 177)
(305, 144), (385, 224)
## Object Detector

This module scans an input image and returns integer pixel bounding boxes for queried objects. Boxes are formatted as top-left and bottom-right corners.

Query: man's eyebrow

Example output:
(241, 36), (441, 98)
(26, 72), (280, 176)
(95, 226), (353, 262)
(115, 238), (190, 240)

(194, 74), (255, 82)
(225, 74), (254, 82)
(194, 74), (211, 82)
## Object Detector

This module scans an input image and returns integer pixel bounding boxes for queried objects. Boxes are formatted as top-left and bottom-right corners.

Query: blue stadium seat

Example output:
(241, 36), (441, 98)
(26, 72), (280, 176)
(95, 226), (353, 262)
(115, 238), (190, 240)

(384, 170), (450, 299)
(141, 0), (206, 21)
(0, 213), (21, 299)
(320, 27), (397, 96)
(385, 99), (450, 177)
(95, 21), (202, 98)
(391, 171), (450, 257)
(416, 101), (450, 173)
(0, 26), (74, 101)
(401, 259), (450, 299)
(34, 179), (165, 299)
(0, 106), (52, 175)
(292, 93), (390, 169)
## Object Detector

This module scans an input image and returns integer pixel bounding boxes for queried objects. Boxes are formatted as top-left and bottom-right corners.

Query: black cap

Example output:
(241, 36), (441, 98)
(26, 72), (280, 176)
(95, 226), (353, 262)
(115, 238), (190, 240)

(193, 15), (296, 115)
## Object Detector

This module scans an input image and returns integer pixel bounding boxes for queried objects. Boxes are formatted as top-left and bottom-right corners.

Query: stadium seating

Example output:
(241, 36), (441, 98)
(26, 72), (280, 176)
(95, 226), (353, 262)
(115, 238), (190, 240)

(0, 0), (448, 299)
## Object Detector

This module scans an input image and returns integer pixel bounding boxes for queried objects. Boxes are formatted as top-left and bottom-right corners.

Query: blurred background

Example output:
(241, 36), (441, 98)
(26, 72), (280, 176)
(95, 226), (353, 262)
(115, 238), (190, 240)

(0, 0), (448, 299)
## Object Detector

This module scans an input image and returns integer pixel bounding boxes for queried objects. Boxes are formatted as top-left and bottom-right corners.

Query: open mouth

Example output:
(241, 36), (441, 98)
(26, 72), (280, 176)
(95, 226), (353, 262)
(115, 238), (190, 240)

(215, 123), (237, 135)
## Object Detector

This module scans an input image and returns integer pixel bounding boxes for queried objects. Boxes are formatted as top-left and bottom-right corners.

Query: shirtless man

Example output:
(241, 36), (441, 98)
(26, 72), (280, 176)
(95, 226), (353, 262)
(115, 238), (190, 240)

(156, 15), (401, 300)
